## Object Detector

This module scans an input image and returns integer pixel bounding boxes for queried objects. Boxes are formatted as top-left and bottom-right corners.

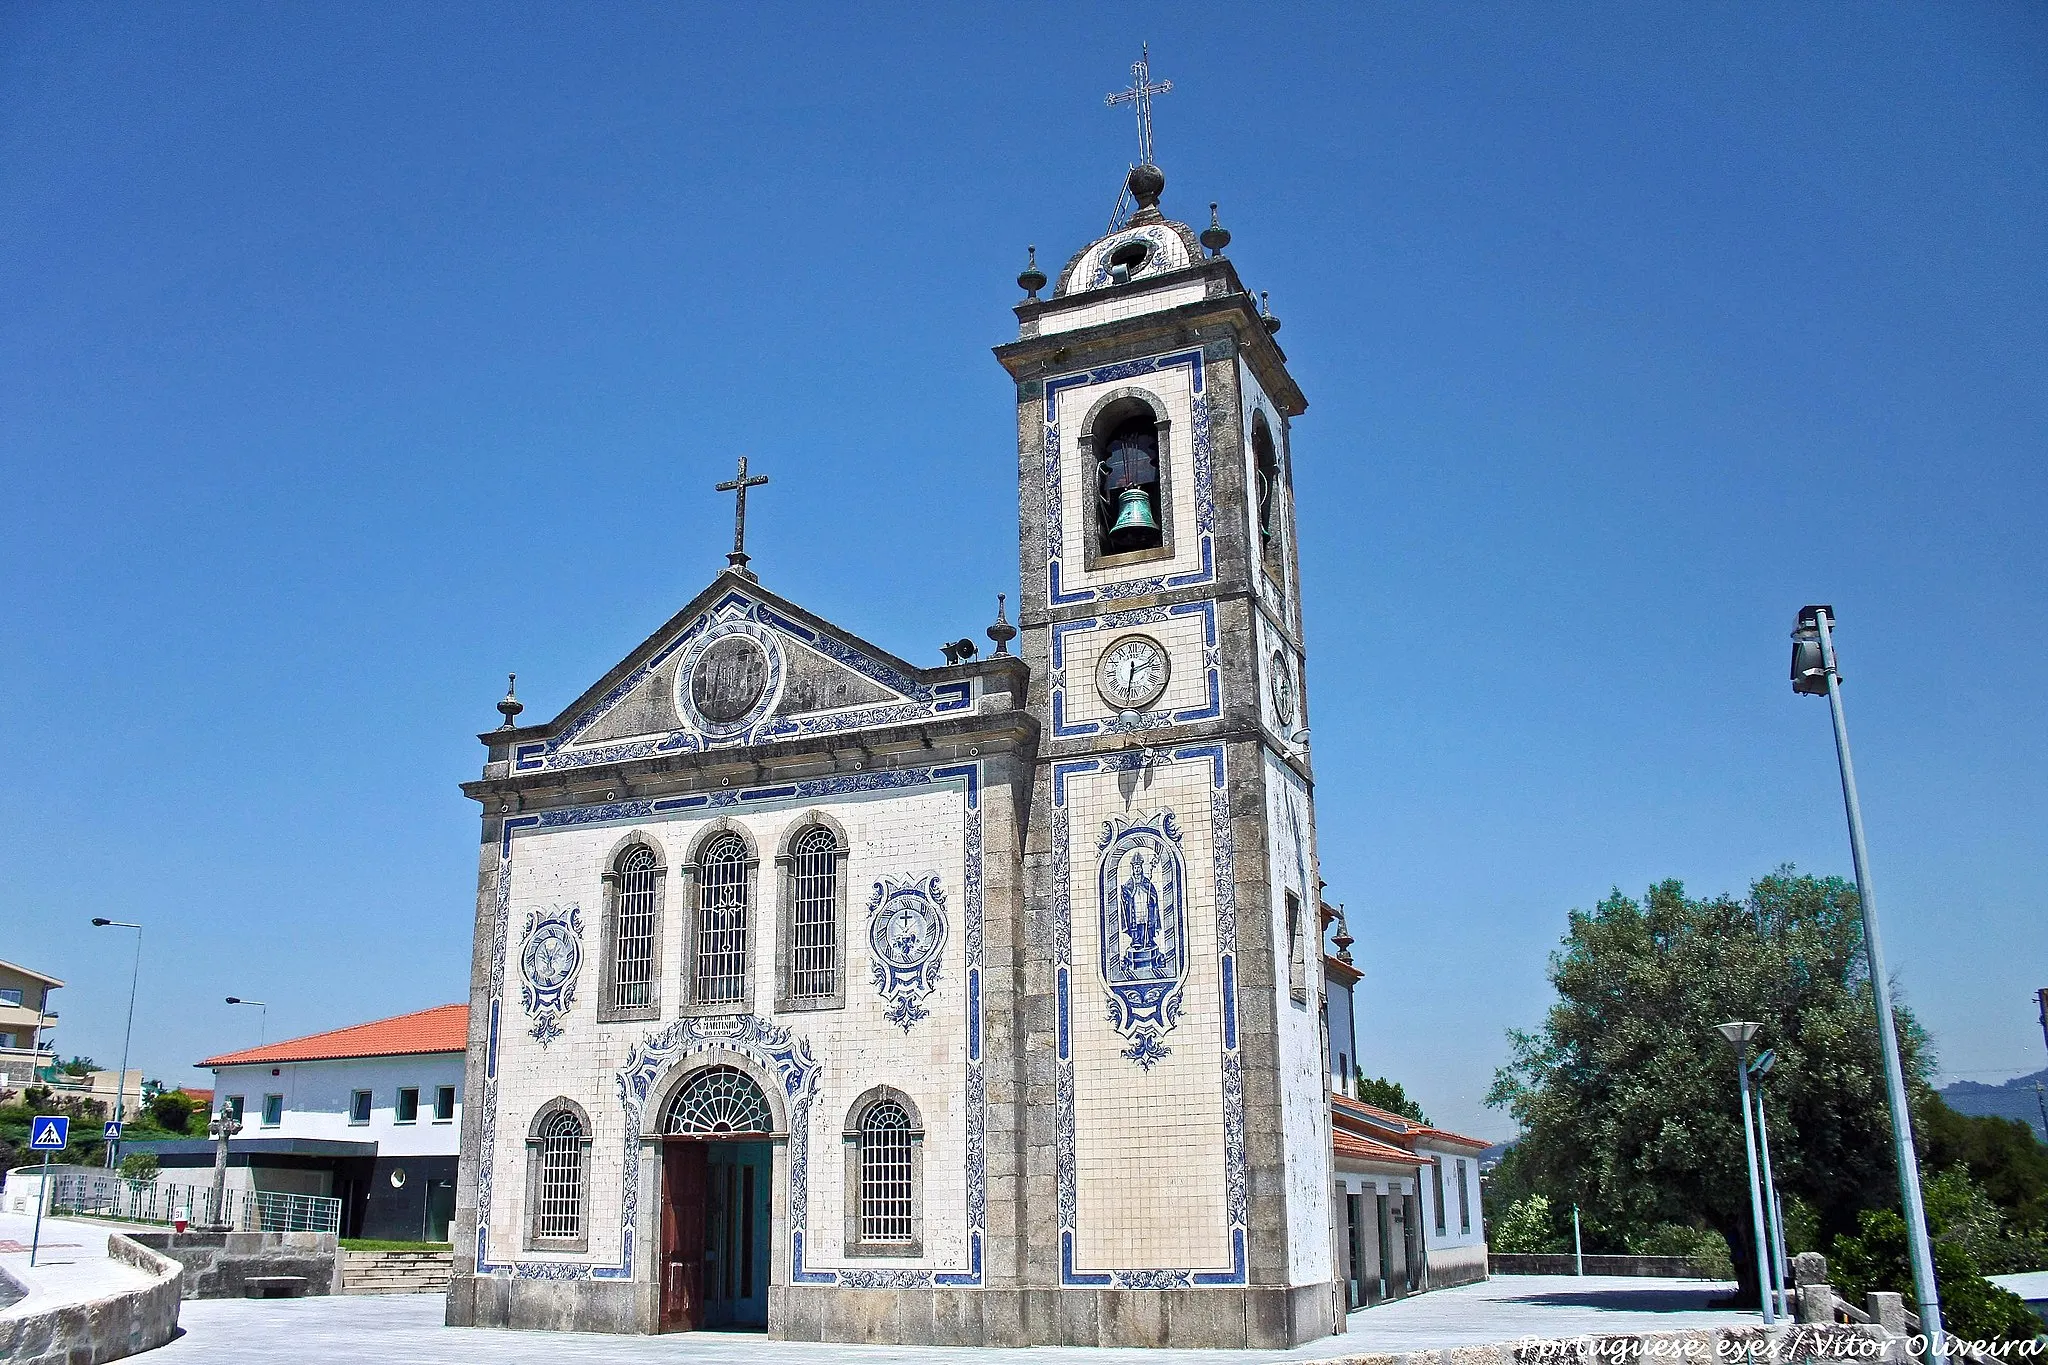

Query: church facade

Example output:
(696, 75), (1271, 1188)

(445, 150), (1341, 1348)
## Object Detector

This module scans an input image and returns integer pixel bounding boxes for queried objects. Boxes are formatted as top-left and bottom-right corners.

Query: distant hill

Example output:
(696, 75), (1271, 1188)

(1941, 1068), (2048, 1142)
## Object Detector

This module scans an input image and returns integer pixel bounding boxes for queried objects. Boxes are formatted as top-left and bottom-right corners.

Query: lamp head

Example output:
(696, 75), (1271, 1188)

(1790, 606), (1833, 696)
(225, 997), (241, 1005)
(91, 917), (112, 927)
(1749, 1048), (1777, 1077)
(1715, 1020), (1761, 1046)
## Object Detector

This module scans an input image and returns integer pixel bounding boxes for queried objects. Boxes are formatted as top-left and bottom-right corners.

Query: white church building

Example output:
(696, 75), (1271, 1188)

(446, 81), (1469, 1347)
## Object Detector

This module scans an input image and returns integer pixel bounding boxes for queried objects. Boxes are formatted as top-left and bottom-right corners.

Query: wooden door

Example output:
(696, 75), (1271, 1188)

(659, 1142), (709, 1332)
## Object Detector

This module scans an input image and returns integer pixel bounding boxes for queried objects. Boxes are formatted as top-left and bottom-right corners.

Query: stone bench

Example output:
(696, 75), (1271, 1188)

(244, 1275), (309, 1298)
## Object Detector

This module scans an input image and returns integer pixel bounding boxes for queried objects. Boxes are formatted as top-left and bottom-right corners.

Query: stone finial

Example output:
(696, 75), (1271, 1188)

(1127, 163), (1166, 224)
(1201, 202), (1231, 257)
(1260, 290), (1282, 335)
(987, 593), (1016, 656)
(1332, 903), (1355, 964)
(1017, 246), (1047, 300)
(496, 673), (524, 729)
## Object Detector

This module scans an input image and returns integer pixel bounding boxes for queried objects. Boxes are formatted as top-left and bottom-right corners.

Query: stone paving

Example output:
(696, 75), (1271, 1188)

(150, 1275), (1753, 1363)
(0, 1211), (156, 1318)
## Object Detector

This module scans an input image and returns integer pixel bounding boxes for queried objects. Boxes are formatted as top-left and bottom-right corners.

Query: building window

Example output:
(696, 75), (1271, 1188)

(776, 815), (849, 1011)
(663, 1065), (774, 1135)
(397, 1087), (419, 1124)
(262, 1094), (283, 1127)
(843, 1086), (923, 1256)
(525, 1099), (591, 1251)
(0, 987), (21, 1007)
(434, 1085), (456, 1123)
(1285, 890), (1307, 1002)
(1434, 1158), (1449, 1234)
(694, 832), (751, 1007)
(1457, 1158), (1471, 1233)
(225, 1095), (245, 1122)
(1252, 411), (1283, 569)
(350, 1090), (372, 1125)
(599, 840), (664, 1022)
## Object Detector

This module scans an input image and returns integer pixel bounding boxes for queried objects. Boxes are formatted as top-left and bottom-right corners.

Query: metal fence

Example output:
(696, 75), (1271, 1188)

(48, 1168), (341, 1234)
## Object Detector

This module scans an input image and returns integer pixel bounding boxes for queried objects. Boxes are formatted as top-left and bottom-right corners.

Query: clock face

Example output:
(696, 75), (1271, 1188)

(1269, 650), (1297, 726)
(1096, 634), (1170, 711)
(522, 924), (580, 991)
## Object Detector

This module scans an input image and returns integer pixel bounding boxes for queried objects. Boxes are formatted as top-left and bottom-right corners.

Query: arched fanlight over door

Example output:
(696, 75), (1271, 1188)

(663, 1065), (774, 1136)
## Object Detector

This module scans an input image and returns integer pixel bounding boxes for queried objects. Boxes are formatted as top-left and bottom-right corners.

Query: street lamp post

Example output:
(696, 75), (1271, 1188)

(88, 918), (142, 1169)
(1749, 1049), (1791, 1318)
(1715, 1020), (1775, 1323)
(1790, 606), (1946, 1362)
(225, 997), (267, 1045)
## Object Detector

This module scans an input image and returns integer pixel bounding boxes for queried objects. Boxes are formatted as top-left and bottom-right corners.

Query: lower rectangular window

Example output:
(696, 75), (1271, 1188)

(396, 1087), (419, 1123)
(434, 1085), (455, 1122)
(349, 1090), (372, 1124)
(262, 1094), (283, 1127)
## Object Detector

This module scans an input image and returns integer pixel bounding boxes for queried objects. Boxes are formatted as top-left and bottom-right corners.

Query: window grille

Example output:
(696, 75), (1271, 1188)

(536, 1110), (584, 1239)
(859, 1101), (914, 1244)
(663, 1065), (773, 1135)
(789, 826), (838, 999)
(613, 845), (659, 1008)
(694, 834), (750, 1004)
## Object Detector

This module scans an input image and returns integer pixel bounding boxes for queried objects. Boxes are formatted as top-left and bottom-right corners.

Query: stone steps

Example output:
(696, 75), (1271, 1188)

(340, 1250), (452, 1295)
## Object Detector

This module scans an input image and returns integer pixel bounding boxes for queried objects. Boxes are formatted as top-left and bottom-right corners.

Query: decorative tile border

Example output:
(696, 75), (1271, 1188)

(1049, 743), (1247, 1288)
(1049, 600), (1219, 739)
(473, 762), (986, 1289)
(512, 590), (972, 774)
(1043, 349), (1215, 607)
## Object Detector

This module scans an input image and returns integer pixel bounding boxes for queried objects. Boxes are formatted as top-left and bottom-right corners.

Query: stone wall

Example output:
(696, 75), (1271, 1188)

(0, 1232), (182, 1365)
(1489, 1253), (1713, 1278)
(126, 1229), (342, 1299)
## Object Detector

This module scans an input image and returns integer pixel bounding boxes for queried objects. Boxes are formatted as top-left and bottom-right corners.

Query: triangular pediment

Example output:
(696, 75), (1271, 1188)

(507, 573), (975, 775)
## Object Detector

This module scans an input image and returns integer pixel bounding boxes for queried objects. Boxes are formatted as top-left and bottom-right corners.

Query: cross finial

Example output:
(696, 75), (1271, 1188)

(1105, 43), (1172, 168)
(715, 455), (770, 580)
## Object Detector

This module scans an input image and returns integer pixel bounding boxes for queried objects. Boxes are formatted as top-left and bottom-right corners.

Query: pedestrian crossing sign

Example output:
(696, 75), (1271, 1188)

(29, 1115), (68, 1150)
(104, 1121), (123, 1140)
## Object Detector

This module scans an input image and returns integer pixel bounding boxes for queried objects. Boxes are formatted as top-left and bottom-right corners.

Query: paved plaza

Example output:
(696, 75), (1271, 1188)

(149, 1275), (1752, 1364)
(0, 1211), (155, 1319)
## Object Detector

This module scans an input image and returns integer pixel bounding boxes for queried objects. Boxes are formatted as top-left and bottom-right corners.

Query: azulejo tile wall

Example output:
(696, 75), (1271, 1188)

(473, 762), (987, 1291)
(1043, 349), (1216, 606)
(1050, 743), (1247, 1288)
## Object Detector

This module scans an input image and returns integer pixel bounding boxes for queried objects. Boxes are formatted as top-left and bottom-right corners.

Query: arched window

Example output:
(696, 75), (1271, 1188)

(1095, 407), (1165, 558)
(860, 1102), (914, 1243)
(524, 1099), (591, 1251)
(663, 1065), (774, 1135)
(842, 1087), (923, 1256)
(612, 845), (659, 1010)
(776, 817), (847, 1011)
(694, 832), (750, 1006)
(1252, 412), (1282, 569)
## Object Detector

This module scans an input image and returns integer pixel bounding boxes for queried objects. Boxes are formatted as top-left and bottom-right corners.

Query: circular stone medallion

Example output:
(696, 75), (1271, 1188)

(690, 635), (770, 723)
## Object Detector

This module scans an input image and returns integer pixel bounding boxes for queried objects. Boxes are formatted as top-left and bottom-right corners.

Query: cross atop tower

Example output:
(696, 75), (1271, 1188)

(715, 454), (769, 579)
(1105, 43), (1172, 168)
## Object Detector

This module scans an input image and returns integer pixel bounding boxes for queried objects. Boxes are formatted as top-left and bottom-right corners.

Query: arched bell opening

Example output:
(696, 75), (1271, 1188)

(1087, 395), (1169, 559)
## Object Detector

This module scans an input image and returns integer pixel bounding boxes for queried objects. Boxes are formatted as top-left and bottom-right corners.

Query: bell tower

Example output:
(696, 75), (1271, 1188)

(993, 116), (1335, 1345)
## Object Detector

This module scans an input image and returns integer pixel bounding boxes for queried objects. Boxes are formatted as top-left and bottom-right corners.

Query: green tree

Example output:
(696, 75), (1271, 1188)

(1492, 1193), (1568, 1253)
(147, 1091), (196, 1135)
(119, 1151), (160, 1183)
(1354, 1074), (1429, 1123)
(1489, 869), (1926, 1304)
(1830, 1207), (2041, 1357)
(1918, 1099), (2048, 1238)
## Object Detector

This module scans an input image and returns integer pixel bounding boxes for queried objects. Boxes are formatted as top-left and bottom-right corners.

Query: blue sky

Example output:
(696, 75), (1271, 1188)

(3, 5), (2042, 1138)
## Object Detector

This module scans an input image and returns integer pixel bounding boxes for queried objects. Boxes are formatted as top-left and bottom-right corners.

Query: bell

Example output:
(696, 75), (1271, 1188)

(1108, 486), (1158, 543)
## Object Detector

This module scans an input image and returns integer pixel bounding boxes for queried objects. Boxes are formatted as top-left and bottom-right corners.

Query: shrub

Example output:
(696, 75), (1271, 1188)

(148, 1092), (195, 1135)
(1829, 1207), (2041, 1356)
(120, 1152), (160, 1182)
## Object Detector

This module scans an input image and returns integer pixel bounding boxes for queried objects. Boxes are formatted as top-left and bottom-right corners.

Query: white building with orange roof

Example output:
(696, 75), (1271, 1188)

(130, 1002), (468, 1241)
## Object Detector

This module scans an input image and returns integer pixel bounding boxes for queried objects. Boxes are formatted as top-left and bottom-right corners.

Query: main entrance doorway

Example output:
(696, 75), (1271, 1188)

(657, 1065), (777, 1334)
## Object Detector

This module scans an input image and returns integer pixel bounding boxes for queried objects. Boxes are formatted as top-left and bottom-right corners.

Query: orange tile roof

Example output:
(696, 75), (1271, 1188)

(1333, 1093), (1419, 1131)
(200, 1004), (468, 1068)
(1414, 1125), (1493, 1150)
(1334, 1130), (1430, 1167)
